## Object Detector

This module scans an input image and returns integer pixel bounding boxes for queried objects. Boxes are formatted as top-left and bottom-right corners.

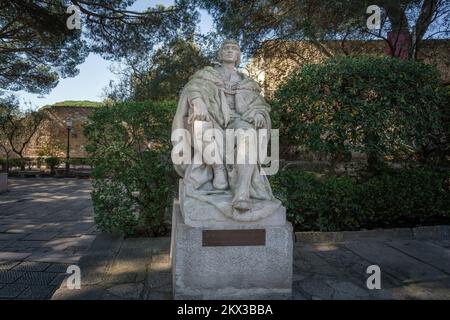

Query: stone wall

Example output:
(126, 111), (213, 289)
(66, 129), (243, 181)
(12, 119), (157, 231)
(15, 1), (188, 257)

(247, 39), (450, 97)
(24, 105), (96, 158)
(245, 39), (450, 164)
(5, 40), (447, 160)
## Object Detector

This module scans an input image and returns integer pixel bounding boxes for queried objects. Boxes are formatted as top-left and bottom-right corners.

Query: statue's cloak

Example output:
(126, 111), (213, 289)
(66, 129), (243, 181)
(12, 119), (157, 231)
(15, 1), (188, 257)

(172, 66), (276, 219)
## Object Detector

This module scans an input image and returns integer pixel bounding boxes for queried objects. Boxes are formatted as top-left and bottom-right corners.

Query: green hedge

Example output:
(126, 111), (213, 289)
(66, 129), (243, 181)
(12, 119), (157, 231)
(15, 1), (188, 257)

(273, 56), (449, 169)
(270, 168), (450, 231)
(0, 157), (92, 170)
(44, 157), (60, 174)
(84, 100), (177, 236)
(6, 158), (27, 168)
(67, 157), (92, 166)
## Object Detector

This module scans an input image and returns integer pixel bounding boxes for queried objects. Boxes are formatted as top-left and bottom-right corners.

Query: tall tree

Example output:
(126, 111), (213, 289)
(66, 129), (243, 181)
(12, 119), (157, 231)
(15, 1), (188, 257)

(195, 0), (449, 61)
(0, 0), (87, 94)
(0, 96), (46, 170)
(0, 0), (198, 95)
(106, 36), (214, 101)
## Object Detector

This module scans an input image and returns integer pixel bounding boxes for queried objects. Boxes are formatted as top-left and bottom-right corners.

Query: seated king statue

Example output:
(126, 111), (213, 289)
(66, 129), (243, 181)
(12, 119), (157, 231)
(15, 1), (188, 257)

(172, 39), (284, 225)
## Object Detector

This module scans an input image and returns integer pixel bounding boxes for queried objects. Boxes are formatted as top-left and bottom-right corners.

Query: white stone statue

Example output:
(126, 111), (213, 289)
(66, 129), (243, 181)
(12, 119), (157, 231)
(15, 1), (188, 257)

(172, 39), (284, 226)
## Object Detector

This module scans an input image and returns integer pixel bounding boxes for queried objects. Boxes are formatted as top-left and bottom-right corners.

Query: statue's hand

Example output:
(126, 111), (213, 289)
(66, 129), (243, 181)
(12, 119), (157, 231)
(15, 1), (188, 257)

(192, 98), (210, 121)
(254, 114), (265, 128)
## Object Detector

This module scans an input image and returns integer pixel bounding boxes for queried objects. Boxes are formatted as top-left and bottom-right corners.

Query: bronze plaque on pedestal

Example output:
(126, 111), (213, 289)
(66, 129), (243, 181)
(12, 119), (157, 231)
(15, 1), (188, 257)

(202, 229), (266, 247)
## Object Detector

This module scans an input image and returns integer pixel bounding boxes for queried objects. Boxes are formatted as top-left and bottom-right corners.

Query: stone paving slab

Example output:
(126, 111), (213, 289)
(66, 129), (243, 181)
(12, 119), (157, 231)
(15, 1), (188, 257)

(385, 240), (450, 274)
(52, 236), (170, 300)
(18, 285), (58, 300)
(3, 178), (450, 300)
(0, 178), (97, 299)
(23, 232), (60, 241)
(0, 284), (29, 299)
(301, 243), (402, 291)
(0, 261), (20, 270)
(46, 263), (71, 273)
(52, 234), (450, 300)
(25, 252), (82, 264)
(344, 241), (448, 282)
(15, 272), (59, 286)
(13, 261), (51, 272)
(0, 252), (31, 261)
(2, 240), (46, 250)
(0, 270), (25, 284)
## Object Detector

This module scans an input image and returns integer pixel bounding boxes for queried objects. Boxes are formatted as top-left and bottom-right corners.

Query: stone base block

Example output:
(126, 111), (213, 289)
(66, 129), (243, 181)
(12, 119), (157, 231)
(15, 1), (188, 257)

(171, 199), (293, 300)
(179, 180), (286, 228)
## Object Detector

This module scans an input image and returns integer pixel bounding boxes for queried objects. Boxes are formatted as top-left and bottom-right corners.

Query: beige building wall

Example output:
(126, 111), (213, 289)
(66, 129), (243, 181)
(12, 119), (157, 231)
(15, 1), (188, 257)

(247, 39), (450, 98)
(24, 106), (96, 158)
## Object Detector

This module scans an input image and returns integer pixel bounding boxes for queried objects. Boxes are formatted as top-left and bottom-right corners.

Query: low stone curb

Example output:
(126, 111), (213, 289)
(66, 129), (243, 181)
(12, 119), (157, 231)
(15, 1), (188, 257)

(295, 225), (450, 243)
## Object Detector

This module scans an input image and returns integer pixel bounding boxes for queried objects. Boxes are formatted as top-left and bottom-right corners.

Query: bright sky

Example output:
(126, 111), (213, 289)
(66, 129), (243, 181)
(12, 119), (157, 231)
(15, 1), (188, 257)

(14, 0), (214, 110)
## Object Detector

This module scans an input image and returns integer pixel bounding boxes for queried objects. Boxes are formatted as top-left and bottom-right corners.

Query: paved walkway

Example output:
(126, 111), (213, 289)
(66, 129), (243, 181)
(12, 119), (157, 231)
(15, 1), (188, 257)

(293, 239), (450, 299)
(53, 235), (450, 300)
(0, 178), (96, 299)
(52, 235), (171, 300)
(2, 178), (450, 300)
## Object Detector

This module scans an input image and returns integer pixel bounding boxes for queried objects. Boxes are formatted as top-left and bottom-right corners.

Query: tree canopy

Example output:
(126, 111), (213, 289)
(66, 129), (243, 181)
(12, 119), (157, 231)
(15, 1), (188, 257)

(0, 1), (86, 94)
(106, 37), (214, 102)
(0, 95), (46, 164)
(196, 0), (449, 61)
(1, 0), (448, 100)
(0, 0), (198, 95)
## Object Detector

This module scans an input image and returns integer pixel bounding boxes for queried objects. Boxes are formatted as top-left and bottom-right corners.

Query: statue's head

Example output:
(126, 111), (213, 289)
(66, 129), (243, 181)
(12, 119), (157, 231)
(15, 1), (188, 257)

(218, 39), (241, 66)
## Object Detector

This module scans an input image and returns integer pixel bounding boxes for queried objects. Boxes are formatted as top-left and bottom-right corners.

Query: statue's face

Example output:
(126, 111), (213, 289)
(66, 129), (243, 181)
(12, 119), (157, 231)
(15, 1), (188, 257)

(220, 43), (241, 65)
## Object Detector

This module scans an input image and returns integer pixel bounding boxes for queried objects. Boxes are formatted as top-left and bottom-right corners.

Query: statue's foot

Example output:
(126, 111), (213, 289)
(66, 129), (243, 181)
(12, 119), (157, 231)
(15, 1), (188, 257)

(232, 198), (252, 212)
(212, 164), (229, 190)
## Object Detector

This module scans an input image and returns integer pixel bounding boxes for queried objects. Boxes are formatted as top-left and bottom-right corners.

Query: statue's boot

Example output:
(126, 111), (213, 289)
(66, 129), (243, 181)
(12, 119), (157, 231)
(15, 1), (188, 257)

(212, 164), (229, 190)
(232, 196), (252, 211)
(232, 164), (253, 212)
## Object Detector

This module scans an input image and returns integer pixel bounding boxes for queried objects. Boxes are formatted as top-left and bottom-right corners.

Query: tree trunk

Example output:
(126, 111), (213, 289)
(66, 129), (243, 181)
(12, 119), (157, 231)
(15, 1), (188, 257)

(411, 0), (438, 60)
(367, 152), (382, 173)
(5, 153), (9, 174)
(19, 154), (25, 171)
(379, 0), (438, 60)
(380, 1), (412, 59)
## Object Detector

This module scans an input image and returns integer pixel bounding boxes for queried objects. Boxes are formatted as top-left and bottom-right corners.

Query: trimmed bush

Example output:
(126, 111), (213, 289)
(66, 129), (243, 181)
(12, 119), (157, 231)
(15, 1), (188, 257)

(45, 157), (60, 174)
(68, 157), (92, 166)
(273, 56), (449, 170)
(84, 100), (177, 236)
(270, 168), (450, 231)
(8, 158), (27, 169)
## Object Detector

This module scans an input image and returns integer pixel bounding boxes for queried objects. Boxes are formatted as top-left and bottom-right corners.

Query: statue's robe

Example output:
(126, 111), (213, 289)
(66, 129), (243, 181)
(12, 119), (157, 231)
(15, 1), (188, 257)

(172, 66), (276, 218)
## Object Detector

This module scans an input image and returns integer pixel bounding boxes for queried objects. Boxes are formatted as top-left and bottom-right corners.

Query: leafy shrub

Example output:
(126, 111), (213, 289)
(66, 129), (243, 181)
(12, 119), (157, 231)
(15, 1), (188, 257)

(68, 157), (92, 166)
(84, 100), (177, 236)
(359, 169), (450, 227)
(91, 179), (138, 235)
(8, 158), (26, 169)
(271, 168), (450, 231)
(438, 85), (450, 163)
(45, 157), (60, 174)
(274, 56), (449, 170)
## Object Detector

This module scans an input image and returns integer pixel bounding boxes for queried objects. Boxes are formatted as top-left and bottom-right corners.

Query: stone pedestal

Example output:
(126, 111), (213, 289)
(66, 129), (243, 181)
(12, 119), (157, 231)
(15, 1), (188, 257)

(0, 173), (7, 193)
(171, 199), (293, 300)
